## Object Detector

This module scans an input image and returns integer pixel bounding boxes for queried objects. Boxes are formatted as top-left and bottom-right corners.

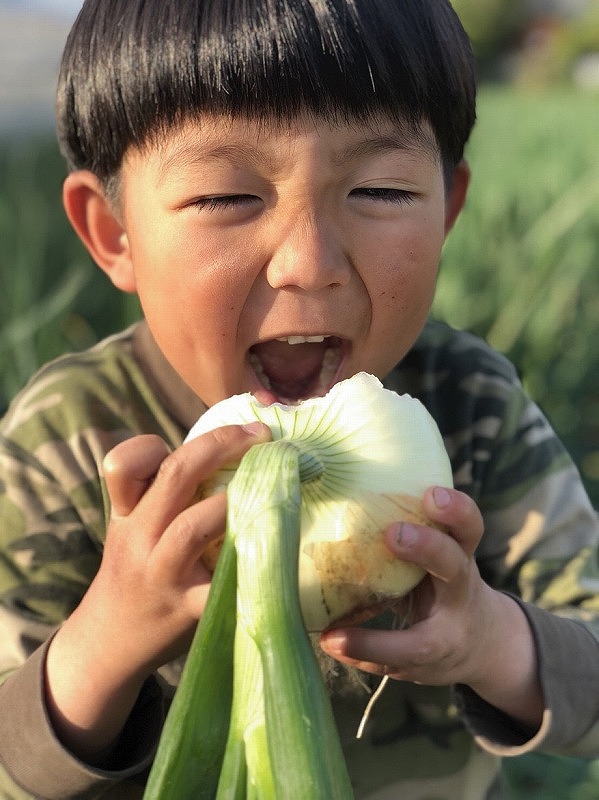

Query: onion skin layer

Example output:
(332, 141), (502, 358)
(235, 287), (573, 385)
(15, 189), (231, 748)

(296, 491), (444, 631)
(201, 491), (445, 632)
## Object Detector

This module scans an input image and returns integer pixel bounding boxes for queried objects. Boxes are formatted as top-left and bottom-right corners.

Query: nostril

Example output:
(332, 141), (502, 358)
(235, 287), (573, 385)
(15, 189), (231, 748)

(265, 259), (351, 292)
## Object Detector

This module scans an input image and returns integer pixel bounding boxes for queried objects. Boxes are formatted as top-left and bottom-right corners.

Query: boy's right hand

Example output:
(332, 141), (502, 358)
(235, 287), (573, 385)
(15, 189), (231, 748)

(43, 422), (270, 765)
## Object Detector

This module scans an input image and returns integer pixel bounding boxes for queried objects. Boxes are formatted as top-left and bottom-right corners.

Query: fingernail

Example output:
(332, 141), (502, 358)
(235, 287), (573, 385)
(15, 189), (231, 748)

(433, 486), (451, 509)
(397, 522), (418, 547)
(321, 631), (346, 656)
(242, 421), (266, 437)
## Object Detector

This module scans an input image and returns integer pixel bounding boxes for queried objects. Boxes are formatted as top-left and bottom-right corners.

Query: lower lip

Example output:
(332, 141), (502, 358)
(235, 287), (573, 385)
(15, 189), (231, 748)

(245, 363), (280, 404)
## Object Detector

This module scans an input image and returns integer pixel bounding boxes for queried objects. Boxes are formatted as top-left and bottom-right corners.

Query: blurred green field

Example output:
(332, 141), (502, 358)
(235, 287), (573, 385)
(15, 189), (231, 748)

(0, 137), (141, 410)
(1, 84), (599, 799)
(436, 85), (599, 505)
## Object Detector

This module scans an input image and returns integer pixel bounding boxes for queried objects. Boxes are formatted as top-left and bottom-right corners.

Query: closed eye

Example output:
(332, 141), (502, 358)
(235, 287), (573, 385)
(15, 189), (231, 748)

(191, 194), (260, 212)
(350, 187), (417, 205)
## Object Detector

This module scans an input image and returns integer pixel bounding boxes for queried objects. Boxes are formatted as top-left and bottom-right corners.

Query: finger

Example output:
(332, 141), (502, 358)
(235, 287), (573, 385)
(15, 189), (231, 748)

(155, 491), (227, 578)
(321, 625), (445, 683)
(135, 422), (271, 542)
(385, 521), (470, 584)
(186, 421), (271, 479)
(103, 435), (172, 517)
(420, 487), (484, 555)
(320, 627), (401, 677)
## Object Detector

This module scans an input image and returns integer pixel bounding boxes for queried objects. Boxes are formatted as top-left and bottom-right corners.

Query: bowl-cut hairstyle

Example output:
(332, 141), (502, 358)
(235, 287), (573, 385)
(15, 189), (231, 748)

(56, 0), (476, 188)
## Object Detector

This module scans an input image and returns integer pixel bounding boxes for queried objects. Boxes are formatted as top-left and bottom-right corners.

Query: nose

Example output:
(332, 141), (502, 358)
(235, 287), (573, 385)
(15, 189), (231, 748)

(265, 213), (352, 291)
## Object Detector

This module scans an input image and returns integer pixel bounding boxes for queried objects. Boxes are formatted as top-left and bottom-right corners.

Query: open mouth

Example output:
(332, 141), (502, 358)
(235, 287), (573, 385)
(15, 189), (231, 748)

(249, 335), (347, 404)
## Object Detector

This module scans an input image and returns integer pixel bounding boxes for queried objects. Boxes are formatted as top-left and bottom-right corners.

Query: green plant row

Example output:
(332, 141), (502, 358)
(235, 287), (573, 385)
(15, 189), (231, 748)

(0, 136), (140, 410)
(434, 85), (599, 508)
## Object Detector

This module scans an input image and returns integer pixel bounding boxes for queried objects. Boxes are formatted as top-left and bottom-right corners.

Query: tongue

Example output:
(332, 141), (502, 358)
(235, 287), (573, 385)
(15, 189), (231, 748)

(251, 340), (328, 399)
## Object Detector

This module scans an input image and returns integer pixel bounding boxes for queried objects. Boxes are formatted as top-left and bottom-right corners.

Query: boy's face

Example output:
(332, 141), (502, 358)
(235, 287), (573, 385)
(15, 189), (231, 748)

(93, 114), (467, 407)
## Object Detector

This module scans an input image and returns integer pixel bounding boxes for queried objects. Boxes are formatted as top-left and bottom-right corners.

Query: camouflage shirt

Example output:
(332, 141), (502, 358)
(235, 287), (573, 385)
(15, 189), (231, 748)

(2, 319), (599, 800)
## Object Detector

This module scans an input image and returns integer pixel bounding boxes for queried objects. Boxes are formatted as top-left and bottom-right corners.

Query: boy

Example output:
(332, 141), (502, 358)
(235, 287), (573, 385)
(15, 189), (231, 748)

(1, 0), (599, 797)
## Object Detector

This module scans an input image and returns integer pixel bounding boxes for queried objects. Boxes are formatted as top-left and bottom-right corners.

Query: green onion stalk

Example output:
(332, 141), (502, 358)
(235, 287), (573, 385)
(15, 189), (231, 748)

(144, 373), (453, 798)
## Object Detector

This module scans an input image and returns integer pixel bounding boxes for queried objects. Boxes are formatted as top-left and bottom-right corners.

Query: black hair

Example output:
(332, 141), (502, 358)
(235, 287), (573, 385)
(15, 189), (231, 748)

(56, 0), (476, 187)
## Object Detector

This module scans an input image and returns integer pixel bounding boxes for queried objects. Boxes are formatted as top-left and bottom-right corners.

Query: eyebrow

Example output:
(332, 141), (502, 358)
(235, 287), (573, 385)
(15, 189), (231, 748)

(333, 131), (439, 166)
(158, 141), (279, 183)
(157, 125), (439, 182)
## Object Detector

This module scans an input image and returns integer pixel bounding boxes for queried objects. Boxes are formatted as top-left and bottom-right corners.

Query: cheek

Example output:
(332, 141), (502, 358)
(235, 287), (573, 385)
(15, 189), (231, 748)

(131, 224), (248, 317)
(374, 233), (442, 312)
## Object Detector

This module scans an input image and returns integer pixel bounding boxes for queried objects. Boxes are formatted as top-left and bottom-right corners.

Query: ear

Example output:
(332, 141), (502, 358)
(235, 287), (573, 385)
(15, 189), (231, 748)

(444, 159), (470, 236)
(62, 170), (137, 293)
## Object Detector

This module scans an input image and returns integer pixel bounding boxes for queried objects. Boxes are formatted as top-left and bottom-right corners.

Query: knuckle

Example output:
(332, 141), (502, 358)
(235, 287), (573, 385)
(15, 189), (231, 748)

(410, 634), (438, 667)
(202, 424), (261, 469)
(209, 423), (255, 452)
(448, 551), (471, 585)
(188, 424), (241, 456)
(169, 512), (198, 549)
(156, 448), (187, 483)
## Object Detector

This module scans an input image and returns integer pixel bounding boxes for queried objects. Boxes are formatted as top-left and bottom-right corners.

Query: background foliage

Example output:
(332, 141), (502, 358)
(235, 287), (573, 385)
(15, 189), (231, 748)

(434, 85), (599, 507)
(0, 137), (140, 408)
(451, 0), (599, 84)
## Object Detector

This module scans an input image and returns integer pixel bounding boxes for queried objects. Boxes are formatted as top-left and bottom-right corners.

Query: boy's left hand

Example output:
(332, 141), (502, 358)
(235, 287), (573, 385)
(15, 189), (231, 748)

(320, 486), (544, 731)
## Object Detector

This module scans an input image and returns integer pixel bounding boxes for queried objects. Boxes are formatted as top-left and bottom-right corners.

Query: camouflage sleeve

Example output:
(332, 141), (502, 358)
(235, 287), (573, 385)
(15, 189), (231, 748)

(456, 596), (599, 760)
(0, 328), (185, 798)
(0, 637), (163, 800)
(0, 412), (107, 684)
(446, 346), (599, 756)
(464, 455), (599, 757)
(394, 322), (599, 757)
(0, 325), (186, 676)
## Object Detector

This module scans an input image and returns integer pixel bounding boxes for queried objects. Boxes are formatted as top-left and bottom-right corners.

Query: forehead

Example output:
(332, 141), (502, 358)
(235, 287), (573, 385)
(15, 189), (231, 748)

(130, 113), (441, 177)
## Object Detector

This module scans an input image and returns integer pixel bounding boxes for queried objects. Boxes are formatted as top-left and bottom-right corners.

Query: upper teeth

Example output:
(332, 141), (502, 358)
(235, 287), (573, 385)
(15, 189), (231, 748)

(276, 335), (326, 345)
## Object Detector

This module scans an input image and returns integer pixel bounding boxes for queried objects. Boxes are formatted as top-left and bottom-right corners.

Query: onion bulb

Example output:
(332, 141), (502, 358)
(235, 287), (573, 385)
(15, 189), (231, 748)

(187, 372), (452, 631)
